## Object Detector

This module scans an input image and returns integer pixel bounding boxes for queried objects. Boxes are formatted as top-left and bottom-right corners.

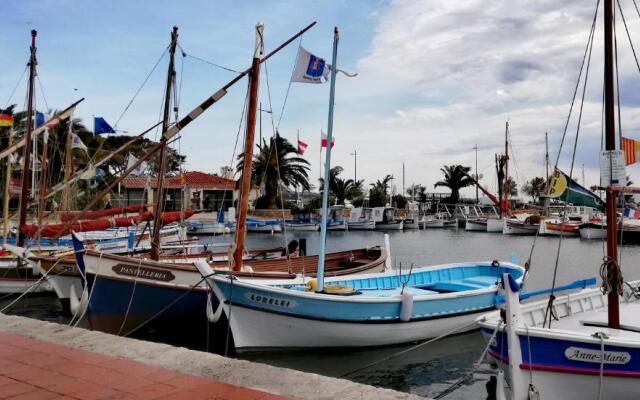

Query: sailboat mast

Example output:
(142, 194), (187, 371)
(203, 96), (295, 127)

(316, 27), (340, 293)
(2, 124), (14, 244)
(150, 26), (179, 261)
(61, 117), (73, 211)
(17, 30), (38, 248)
(233, 22), (263, 271)
(545, 132), (549, 183)
(604, 0), (620, 328)
(37, 128), (49, 241)
(503, 122), (510, 217)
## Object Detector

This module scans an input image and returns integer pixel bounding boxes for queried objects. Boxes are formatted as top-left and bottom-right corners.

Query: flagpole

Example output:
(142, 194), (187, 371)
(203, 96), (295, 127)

(316, 27), (339, 293)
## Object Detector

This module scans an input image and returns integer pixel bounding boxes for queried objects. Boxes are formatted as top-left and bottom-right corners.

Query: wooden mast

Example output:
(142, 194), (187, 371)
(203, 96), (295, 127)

(502, 121), (510, 217)
(36, 127), (49, 241)
(17, 30), (38, 248)
(150, 26), (179, 261)
(61, 116), (73, 211)
(604, 0), (620, 328)
(2, 123), (14, 244)
(233, 22), (263, 271)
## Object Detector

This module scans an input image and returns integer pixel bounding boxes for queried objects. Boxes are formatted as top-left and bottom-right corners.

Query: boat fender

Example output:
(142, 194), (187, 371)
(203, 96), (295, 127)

(307, 279), (317, 292)
(69, 284), (89, 317)
(491, 260), (500, 268)
(206, 291), (223, 323)
(400, 291), (413, 322)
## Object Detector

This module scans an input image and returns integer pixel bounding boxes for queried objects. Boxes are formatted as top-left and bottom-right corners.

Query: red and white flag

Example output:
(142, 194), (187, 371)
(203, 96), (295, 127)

(297, 139), (308, 155)
(321, 131), (335, 148)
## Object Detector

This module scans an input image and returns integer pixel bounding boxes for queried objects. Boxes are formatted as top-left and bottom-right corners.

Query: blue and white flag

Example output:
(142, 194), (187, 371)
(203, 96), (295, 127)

(126, 153), (148, 176)
(94, 117), (115, 134)
(292, 47), (331, 84)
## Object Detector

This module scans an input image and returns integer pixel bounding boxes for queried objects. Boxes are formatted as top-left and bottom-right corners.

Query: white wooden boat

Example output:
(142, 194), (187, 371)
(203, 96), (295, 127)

(538, 218), (581, 237)
(486, 217), (505, 232)
(502, 215), (540, 235)
(579, 221), (607, 239)
(421, 215), (444, 228)
(465, 217), (487, 231)
(373, 207), (404, 230)
(196, 260), (525, 351)
(347, 207), (376, 230)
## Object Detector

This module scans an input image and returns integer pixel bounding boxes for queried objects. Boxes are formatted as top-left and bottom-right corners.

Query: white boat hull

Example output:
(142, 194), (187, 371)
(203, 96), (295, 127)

(486, 218), (504, 232)
(327, 222), (348, 231)
(579, 226), (607, 240)
(422, 219), (444, 228)
(225, 302), (486, 351)
(0, 277), (52, 294)
(247, 224), (282, 233)
(284, 223), (319, 231)
(502, 220), (538, 235)
(465, 219), (486, 231)
(347, 220), (375, 230)
(375, 221), (404, 230)
(403, 219), (419, 230)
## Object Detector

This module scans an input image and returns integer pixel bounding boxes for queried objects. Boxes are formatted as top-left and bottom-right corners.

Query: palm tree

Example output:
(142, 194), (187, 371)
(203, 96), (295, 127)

(318, 166), (364, 205)
(369, 174), (394, 207)
(237, 134), (310, 209)
(434, 165), (473, 204)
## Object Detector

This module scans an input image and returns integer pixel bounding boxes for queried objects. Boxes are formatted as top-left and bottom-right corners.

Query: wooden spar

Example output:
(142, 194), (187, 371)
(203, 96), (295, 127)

(162, 21), (317, 142)
(233, 23), (263, 271)
(61, 113), (73, 211)
(2, 124), (14, 244)
(17, 30), (38, 248)
(150, 26), (179, 261)
(51, 22), (317, 240)
(503, 121), (510, 217)
(604, 0), (620, 329)
(465, 173), (500, 207)
(316, 27), (340, 293)
(37, 128), (50, 241)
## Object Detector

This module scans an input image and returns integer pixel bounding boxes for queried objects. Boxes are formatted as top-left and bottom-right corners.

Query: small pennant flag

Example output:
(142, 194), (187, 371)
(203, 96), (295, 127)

(71, 133), (88, 152)
(292, 47), (330, 84)
(297, 138), (308, 155)
(94, 117), (115, 134)
(0, 110), (14, 127)
(622, 137), (640, 165)
(321, 131), (335, 148)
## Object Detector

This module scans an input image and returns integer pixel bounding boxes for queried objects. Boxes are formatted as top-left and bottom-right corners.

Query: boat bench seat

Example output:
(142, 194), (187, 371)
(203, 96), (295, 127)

(461, 276), (499, 287)
(358, 287), (439, 297)
(418, 280), (486, 292)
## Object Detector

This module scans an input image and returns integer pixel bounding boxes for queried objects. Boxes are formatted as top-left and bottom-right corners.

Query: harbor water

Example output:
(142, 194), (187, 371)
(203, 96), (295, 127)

(4, 227), (639, 399)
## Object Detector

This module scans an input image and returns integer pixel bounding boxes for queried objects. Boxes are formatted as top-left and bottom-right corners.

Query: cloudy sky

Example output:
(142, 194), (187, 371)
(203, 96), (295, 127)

(2, 0), (640, 199)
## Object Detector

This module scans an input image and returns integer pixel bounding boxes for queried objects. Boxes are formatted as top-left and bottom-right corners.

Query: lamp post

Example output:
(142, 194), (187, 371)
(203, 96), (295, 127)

(349, 149), (357, 182)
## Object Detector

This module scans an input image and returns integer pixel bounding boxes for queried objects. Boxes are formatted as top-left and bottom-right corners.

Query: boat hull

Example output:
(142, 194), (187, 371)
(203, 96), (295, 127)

(347, 220), (375, 230)
(422, 218), (444, 228)
(228, 303), (487, 351)
(486, 218), (504, 232)
(375, 221), (404, 230)
(284, 223), (319, 231)
(465, 219), (486, 231)
(502, 219), (538, 235)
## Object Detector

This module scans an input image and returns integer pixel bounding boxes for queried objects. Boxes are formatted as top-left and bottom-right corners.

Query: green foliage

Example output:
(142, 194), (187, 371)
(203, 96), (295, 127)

(319, 166), (364, 205)
(238, 134), (311, 209)
(523, 177), (546, 203)
(392, 194), (407, 209)
(406, 184), (427, 202)
(368, 174), (393, 207)
(434, 165), (473, 204)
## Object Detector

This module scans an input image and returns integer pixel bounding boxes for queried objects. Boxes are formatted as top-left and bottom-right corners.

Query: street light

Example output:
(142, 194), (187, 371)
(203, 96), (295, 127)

(349, 150), (357, 182)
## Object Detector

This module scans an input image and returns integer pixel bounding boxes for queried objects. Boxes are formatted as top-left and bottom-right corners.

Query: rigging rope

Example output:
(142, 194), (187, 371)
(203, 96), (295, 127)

(178, 45), (242, 74)
(545, 0), (599, 328)
(554, 2), (601, 168)
(3, 65), (28, 109)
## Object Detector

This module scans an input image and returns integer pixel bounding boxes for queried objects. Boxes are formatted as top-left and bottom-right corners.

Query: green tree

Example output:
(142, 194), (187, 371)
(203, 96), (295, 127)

(522, 177), (545, 203)
(434, 165), (473, 204)
(368, 174), (393, 207)
(237, 134), (311, 209)
(319, 166), (364, 205)
(407, 184), (427, 202)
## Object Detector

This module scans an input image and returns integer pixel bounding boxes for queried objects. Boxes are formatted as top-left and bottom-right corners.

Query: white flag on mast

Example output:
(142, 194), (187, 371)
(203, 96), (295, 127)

(291, 47), (331, 84)
(71, 133), (88, 152)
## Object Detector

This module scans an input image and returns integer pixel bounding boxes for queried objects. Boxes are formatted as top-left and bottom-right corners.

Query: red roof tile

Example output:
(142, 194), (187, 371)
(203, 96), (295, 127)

(121, 171), (236, 190)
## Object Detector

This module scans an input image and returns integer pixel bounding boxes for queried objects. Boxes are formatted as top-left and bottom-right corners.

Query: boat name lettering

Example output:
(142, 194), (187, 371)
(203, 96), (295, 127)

(112, 264), (175, 282)
(564, 347), (631, 364)
(245, 293), (296, 308)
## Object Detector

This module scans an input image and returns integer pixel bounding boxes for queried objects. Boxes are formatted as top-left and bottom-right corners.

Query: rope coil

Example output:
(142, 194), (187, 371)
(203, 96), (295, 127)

(600, 256), (624, 296)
